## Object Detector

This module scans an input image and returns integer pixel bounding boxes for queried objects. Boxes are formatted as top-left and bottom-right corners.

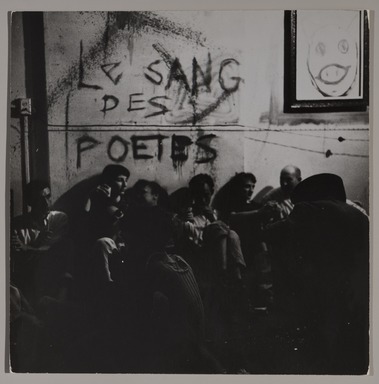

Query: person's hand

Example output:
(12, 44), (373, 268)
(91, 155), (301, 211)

(262, 201), (281, 217)
(264, 201), (280, 210)
(256, 202), (279, 225)
(201, 205), (216, 222)
(95, 184), (112, 198)
(11, 233), (27, 252)
(180, 207), (194, 222)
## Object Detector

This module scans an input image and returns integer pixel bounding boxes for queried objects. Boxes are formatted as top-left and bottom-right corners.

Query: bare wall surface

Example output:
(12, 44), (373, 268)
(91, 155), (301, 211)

(11, 10), (369, 213)
(9, 12), (26, 217)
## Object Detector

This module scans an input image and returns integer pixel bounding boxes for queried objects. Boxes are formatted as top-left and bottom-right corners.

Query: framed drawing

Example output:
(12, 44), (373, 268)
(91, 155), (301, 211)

(284, 10), (369, 112)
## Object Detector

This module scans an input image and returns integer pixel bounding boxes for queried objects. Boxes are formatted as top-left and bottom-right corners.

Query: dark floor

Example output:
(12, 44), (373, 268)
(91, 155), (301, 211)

(9, 286), (369, 375)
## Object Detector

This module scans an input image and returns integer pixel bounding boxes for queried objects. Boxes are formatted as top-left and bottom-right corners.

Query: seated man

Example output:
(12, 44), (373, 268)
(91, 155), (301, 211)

(260, 165), (302, 219)
(258, 165), (302, 308)
(75, 164), (130, 288)
(263, 173), (369, 374)
(11, 180), (71, 305)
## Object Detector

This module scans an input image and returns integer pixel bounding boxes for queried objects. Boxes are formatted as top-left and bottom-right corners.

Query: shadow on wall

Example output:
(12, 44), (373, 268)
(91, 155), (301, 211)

(53, 174), (275, 230)
(212, 181), (274, 212)
(253, 186), (274, 204)
(53, 175), (101, 223)
(53, 175), (173, 223)
(169, 187), (191, 214)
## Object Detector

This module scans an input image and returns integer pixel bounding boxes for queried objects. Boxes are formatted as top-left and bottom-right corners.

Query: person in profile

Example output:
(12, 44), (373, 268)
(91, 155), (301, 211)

(86, 164), (130, 215)
(73, 164), (130, 292)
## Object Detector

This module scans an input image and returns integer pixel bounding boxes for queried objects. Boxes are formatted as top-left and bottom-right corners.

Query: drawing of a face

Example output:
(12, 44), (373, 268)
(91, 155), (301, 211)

(307, 25), (358, 97)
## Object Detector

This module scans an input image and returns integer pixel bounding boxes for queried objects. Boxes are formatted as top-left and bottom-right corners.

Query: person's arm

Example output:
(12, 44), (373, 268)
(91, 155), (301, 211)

(201, 205), (218, 223)
(229, 203), (279, 227)
(11, 228), (52, 252)
(11, 231), (52, 252)
(85, 184), (113, 212)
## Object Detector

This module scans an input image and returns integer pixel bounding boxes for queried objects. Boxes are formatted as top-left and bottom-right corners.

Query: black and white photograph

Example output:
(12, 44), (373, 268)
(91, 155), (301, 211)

(6, 5), (372, 376)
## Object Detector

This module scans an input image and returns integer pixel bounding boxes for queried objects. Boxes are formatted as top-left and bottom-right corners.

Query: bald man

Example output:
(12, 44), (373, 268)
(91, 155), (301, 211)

(261, 165), (302, 219)
(254, 165), (302, 310)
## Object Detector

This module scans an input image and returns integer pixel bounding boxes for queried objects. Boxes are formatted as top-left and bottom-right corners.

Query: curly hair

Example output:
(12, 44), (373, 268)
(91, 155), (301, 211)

(229, 172), (256, 193)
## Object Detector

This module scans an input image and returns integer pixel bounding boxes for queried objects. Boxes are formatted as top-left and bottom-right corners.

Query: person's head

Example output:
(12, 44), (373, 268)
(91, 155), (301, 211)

(101, 164), (130, 200)
(280, 165), (302, 197)
(25, 180), (51, 218)
(291, 173), (346, 204)
(230, 172), (257, 203)
(189, 174), (215, 207)
(131, 180), (166, 208)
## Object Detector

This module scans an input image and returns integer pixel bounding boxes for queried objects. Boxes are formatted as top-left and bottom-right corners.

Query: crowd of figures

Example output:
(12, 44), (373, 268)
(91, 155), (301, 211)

(9, 164), (369, 374)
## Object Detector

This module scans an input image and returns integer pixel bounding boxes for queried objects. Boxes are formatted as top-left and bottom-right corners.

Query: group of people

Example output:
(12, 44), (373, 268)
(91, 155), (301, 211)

(9, 164), (369, 374)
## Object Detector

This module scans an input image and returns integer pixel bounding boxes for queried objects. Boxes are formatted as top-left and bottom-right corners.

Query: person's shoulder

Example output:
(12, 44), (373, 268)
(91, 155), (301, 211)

(48, 210), (68, 219)
(48, 210), (69, 224)
(94, 237), (118, 251)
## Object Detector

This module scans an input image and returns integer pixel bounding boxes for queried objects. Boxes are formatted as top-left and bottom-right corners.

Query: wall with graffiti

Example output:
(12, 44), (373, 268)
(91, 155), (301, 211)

(10, 11), (369, 215)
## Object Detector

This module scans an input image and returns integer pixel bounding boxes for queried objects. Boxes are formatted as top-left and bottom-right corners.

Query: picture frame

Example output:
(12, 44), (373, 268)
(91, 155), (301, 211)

(284, 10), (369, 113)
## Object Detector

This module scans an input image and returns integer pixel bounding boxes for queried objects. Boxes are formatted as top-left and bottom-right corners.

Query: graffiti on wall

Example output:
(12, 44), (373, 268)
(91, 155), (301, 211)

(76, 132), (218, 170)
(79, 40), (241, 124)
(46, 12), (241, 177)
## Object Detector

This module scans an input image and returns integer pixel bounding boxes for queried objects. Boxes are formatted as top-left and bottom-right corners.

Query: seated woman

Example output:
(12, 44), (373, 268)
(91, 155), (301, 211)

(170, 174), (250, 345)
(214, 172), (261, 222)
(214, 172), (275, 310)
